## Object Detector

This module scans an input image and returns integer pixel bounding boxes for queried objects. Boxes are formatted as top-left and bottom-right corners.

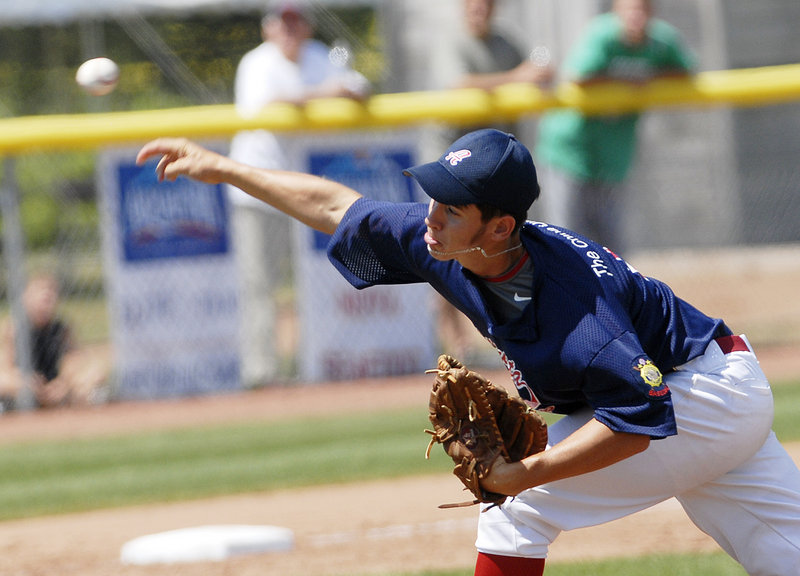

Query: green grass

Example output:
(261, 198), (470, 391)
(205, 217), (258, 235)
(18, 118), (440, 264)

(548, 552), (746, 575)
(772, 380), (800, 442)
(0, 408), (450, 521)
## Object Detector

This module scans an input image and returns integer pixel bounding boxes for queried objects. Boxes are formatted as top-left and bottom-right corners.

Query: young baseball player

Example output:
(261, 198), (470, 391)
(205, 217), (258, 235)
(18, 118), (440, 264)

(137, 129), (800, 576)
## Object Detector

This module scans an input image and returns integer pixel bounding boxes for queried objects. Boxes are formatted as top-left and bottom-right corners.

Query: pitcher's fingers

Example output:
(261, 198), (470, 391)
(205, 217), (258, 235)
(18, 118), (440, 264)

(135, 139), (167, 165)
(135, 138), (186, 165)
(156, 154), (185, 182)
(155, 155), (169, 181)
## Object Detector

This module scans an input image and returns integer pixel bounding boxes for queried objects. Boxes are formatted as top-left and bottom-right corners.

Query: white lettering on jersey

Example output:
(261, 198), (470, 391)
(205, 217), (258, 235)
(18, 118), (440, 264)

(586, 250), (613, 278)
(529, 222), (614, 278)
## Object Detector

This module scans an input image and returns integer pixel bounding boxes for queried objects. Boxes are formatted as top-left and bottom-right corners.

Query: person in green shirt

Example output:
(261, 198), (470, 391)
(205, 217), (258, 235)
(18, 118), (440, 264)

(535, 0), (695, 251)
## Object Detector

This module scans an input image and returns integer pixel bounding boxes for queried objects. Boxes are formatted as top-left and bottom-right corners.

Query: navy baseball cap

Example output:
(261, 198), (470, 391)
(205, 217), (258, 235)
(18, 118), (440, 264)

(404, 129), (539, 215)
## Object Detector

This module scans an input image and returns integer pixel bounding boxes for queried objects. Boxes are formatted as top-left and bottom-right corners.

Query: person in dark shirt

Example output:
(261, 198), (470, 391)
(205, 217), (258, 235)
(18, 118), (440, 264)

(1, 273), (107, 409)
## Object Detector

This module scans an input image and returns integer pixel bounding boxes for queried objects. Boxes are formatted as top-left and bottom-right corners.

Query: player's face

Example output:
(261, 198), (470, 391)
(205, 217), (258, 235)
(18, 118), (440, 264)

(424, 200), (489, 261)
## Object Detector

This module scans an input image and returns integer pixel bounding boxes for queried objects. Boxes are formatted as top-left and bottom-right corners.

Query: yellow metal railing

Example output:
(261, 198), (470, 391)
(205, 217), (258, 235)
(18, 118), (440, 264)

(1, 63), (799, 155)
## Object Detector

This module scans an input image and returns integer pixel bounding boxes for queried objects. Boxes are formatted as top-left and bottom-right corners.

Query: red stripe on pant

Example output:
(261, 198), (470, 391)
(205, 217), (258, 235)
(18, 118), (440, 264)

(475, 552), (545, 576)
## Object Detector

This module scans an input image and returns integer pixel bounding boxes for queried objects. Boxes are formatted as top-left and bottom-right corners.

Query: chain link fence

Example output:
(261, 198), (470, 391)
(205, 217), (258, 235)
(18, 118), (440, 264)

(2, 1), (800, 411)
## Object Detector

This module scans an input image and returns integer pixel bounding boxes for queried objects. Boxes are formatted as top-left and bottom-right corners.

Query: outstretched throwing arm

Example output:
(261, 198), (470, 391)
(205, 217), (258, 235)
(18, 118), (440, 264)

(136, 138), (362, 235)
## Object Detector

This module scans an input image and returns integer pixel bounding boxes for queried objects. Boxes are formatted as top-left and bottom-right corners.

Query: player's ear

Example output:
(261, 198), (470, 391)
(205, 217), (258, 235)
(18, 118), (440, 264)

(489, 214), (516, 241)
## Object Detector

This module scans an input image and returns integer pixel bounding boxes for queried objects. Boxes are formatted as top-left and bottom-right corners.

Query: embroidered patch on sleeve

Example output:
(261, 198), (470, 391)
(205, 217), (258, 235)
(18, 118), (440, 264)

(633, 358), (669, 398)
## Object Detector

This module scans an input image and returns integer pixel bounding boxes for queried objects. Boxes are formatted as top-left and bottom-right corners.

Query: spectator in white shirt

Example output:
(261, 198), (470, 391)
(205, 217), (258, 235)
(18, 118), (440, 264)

(227, 0), (370, 387)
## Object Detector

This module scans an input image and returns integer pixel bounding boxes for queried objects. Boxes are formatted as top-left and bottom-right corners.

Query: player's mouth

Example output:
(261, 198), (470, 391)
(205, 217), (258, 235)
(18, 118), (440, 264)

(424, 230), (441, 247)
(425, 231), (454, 258)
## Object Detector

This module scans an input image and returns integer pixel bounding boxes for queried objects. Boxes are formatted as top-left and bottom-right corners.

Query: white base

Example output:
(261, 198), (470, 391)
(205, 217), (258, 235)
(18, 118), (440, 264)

(120, 524), (294, 565)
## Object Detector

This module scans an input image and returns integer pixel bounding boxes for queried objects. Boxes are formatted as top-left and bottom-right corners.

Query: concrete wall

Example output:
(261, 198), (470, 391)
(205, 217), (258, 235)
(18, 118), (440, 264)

(724, 1), (800, 245)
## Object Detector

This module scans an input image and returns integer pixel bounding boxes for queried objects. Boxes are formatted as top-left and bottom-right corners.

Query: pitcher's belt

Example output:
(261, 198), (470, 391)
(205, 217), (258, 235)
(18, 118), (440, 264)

(715, 334), (749, 354)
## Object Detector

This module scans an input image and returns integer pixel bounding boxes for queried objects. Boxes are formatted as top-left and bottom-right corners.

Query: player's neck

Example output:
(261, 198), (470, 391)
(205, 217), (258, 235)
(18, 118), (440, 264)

(464, 243), (526, 278)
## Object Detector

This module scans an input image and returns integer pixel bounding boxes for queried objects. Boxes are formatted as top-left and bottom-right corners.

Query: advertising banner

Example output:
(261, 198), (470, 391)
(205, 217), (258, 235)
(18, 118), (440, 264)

(290, 131), (435, 381)
(99, 148), (240, 400)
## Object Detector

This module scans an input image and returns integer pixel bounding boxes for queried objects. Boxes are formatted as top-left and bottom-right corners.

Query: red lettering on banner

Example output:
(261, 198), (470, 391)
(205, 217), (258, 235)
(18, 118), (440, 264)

(336, 291), (400, 316)
(322, 349), (419, 380)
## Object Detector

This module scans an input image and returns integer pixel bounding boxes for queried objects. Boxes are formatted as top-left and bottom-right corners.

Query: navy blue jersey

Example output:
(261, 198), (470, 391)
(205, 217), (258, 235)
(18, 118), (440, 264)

(328, 199), (731, 439)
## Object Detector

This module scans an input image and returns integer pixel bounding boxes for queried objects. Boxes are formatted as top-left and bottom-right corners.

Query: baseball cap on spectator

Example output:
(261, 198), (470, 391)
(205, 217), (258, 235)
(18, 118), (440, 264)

(404, 129), (540, 216)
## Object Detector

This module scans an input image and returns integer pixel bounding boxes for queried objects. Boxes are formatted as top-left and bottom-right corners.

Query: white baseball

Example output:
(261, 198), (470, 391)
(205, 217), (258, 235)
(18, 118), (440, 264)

(75, 57), (120, 96)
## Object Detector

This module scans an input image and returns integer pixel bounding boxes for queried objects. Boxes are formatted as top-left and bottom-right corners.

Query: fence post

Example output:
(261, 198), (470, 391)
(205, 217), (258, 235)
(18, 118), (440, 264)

(0, 156), (36, 411)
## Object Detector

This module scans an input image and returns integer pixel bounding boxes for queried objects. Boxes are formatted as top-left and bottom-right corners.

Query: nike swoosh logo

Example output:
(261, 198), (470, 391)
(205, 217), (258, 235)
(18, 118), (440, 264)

(514, 293), (532, 302)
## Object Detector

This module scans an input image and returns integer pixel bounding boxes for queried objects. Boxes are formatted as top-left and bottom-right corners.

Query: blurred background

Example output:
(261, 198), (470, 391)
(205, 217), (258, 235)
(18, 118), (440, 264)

(1, 0), (799, 409)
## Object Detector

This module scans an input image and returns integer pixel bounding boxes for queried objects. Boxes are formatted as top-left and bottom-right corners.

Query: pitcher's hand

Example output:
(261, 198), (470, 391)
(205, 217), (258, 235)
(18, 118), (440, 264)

(136, 138), (230, 184)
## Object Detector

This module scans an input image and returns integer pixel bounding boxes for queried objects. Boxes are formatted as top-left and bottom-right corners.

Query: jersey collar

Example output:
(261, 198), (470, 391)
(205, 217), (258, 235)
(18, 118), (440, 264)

(484, 251), (531, 283)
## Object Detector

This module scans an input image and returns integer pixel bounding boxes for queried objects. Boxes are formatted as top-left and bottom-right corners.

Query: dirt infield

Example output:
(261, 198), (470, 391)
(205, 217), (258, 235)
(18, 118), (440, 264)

(0, 468), (758, 576)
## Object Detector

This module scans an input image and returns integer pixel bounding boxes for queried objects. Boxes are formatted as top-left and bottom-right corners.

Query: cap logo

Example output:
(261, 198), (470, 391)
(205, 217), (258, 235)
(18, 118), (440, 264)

(445, 149), (471, 166)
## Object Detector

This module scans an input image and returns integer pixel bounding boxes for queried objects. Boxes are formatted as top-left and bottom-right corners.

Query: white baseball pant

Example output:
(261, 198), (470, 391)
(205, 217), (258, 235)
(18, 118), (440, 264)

(476, 335), (800, 576)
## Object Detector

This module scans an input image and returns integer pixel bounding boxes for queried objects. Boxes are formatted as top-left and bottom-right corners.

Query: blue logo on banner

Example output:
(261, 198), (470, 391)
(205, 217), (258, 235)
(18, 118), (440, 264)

(118, 163), (229, 262)
(308, 149), (414, 251)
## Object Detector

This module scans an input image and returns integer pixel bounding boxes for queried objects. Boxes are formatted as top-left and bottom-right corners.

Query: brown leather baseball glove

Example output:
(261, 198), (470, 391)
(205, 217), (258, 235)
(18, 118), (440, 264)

(425, 354), (548, 508)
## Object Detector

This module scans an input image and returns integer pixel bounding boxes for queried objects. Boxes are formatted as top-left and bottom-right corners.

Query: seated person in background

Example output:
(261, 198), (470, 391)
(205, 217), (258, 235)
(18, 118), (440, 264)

(0, 272), (109, 410)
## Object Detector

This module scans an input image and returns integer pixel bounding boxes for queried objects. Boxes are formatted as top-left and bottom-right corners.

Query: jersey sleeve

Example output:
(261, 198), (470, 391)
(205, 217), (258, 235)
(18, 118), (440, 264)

(327, 198), (429, 288)
(585, 331), (677, 439)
